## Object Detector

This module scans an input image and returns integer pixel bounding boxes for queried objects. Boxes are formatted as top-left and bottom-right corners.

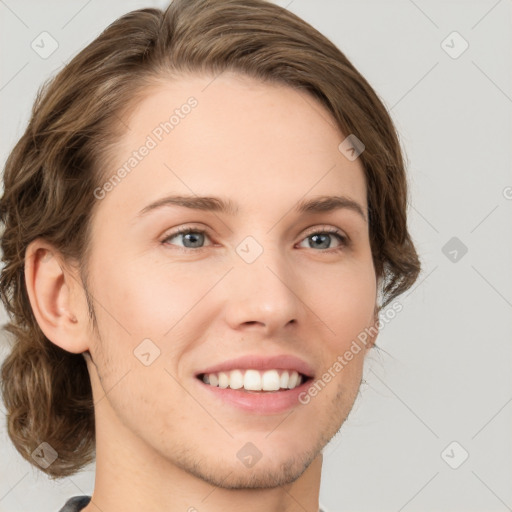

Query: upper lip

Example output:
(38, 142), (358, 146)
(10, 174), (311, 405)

(196, 354), (315, 378)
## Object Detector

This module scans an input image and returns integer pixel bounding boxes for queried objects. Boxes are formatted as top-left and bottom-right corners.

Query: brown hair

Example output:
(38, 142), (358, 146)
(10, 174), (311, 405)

(0, 0), (421, 478)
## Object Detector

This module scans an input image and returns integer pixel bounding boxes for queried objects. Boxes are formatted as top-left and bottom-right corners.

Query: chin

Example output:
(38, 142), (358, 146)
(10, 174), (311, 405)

(186, 450), (318, 490)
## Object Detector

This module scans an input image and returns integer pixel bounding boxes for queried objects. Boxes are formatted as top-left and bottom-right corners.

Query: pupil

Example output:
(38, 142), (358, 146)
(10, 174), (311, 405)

(185, 232), (203, 248)
(311, 234), (328, 249)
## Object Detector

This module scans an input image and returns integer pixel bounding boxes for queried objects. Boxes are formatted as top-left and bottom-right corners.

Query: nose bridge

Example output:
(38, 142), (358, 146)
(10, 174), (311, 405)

(223, 234), (300, 331)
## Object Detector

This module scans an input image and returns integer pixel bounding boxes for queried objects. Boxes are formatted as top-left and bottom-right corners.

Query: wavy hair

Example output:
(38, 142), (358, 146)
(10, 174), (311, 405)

(0, 0), (421, 477)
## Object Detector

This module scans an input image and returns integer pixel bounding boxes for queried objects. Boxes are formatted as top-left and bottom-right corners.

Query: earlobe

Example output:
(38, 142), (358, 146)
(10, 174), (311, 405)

(24, 238), (89, 354)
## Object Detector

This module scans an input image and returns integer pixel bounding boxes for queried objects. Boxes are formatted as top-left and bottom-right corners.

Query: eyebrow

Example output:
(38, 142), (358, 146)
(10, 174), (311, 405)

(137, 194), (367, 222)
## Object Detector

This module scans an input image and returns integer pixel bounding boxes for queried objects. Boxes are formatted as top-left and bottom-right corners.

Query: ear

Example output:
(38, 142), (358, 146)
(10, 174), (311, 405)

(24, 238), (90, 354)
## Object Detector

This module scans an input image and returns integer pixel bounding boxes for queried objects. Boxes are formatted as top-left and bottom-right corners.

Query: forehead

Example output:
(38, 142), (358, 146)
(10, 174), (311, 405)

(96, 72), (367, 221)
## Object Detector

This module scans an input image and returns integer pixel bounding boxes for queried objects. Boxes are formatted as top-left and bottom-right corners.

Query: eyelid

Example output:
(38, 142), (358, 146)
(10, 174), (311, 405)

(301, 224), (348, 240)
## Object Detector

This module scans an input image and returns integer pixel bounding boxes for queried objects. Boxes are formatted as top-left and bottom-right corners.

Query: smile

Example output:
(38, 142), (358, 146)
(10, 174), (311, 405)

(199, 369), (306, 392)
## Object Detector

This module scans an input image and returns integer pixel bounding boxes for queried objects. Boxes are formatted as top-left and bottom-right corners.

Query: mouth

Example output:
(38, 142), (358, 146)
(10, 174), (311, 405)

(193, 354), (315, 413)
(196, 368), (313, 393)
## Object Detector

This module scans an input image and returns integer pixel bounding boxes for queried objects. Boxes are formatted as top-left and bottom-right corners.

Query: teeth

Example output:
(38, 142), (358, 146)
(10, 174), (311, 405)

(244, 369), (262, 390)
(280, 370), (289, 389)
(229, 370), (244, 389)
(201, 369), (304, 391)
(218, 372), (229, 389)
(261, 369), (280, 391)
(288, 370), (298, 389)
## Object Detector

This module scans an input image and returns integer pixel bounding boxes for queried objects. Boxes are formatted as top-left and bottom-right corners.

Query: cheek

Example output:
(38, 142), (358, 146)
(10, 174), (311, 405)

(310, 259), (376, 348)
(95, 258), (214, 339)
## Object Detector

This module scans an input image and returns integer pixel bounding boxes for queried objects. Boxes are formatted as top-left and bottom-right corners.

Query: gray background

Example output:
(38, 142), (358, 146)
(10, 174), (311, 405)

(1, 1), (511, 511)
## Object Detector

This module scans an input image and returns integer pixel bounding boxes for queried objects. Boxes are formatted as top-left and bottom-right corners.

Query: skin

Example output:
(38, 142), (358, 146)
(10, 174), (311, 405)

(25, 72), (379, 512)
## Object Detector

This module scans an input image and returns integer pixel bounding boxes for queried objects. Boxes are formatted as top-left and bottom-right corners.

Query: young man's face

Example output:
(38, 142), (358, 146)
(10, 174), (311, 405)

(82, 72), (378, 488)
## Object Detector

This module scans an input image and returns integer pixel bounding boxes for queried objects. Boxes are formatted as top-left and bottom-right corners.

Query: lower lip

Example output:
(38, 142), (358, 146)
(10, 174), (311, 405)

(195, 377), (312, 414)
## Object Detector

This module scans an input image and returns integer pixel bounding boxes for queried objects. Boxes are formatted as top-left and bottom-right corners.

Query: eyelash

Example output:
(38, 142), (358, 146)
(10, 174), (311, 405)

(161, 225), (349, 253)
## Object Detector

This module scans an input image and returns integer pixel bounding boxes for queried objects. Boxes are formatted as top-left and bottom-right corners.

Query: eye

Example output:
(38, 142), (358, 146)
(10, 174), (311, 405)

(162, 227), (212, 250)
(297, 227), (348, 252)
(161, 225), (349, 252)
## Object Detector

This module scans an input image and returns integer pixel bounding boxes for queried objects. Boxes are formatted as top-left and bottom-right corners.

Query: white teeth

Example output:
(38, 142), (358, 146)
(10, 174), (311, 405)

(261, 369), (280, 391)
(229, 370), (244, 389)
(218, 371), (229, 389)
(201, 369), (304, 391)
(209, 373), (219, 387)
(244, 369), (261, 390)
(280, 370), (289, 389)
(287, 371), (298, 389)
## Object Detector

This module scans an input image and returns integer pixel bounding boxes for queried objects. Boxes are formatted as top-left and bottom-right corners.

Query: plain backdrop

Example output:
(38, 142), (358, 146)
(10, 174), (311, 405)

(0, 1), (511, 511)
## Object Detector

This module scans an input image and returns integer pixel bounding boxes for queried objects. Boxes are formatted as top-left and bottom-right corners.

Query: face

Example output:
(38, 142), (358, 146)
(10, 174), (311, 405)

(83, 72), (378, 488)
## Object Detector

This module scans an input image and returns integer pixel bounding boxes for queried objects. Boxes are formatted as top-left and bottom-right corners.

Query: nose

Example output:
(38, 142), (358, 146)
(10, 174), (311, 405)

(222, 244), (302, 335)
